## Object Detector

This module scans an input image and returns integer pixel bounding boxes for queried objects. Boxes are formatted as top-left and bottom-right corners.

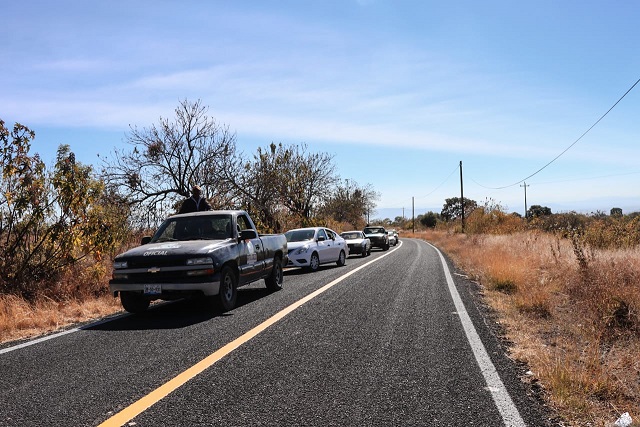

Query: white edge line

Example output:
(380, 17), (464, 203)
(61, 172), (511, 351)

(425, 241), (527, 427)
(0, 313), (132, 355)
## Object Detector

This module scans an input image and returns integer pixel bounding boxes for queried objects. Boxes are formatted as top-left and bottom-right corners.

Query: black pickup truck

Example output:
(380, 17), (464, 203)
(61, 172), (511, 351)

(109, 210), (288, 313)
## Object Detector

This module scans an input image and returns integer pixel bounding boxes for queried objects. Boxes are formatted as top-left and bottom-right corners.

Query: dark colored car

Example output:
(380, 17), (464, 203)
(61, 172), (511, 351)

(363, 225), (389, 251)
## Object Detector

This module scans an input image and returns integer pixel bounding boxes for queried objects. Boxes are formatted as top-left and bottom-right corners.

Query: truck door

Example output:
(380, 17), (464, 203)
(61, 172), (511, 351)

(237, 214), (265, 283)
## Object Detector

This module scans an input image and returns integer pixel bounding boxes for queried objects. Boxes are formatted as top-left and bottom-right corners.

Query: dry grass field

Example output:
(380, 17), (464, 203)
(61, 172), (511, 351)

(0, 294), (121, 344)
(416, 229), (640, 427)
(2, 229), (639, 426)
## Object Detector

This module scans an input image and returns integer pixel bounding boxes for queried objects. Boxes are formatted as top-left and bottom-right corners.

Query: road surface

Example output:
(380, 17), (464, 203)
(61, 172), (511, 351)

(0, 238), (554, 426)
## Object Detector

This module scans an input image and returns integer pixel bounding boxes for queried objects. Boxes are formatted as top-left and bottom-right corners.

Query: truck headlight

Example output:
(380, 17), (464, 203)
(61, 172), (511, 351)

(186, 257), (212, 266)
(113, 261), (128, 269)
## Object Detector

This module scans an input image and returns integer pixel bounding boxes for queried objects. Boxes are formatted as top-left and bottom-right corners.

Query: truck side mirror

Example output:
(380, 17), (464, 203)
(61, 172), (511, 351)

(239, 229), (258, 241)
(141, 236), (152, 245)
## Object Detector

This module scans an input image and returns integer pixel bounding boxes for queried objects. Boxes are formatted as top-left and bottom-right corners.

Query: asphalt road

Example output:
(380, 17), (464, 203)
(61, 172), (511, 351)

(0, 238), (555, 426)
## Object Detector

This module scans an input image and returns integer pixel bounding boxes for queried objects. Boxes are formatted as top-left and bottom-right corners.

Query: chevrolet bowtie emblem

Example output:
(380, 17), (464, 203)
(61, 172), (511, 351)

(148, 267), (161, 273)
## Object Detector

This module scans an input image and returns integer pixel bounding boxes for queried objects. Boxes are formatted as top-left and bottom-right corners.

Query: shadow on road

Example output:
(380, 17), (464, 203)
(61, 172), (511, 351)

(283, 265), (345, 276)
(86, 287), (274, 332)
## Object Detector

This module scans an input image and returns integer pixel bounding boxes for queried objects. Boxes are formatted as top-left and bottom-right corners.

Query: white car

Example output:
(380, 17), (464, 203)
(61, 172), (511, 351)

(387, 230), (398, 246)
(285, 227), (348, 271)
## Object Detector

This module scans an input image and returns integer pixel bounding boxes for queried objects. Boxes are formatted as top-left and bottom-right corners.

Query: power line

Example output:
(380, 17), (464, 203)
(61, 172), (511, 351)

(418, 163), (460, 198)
(474, 77), (640, 190)
(381, 162), (460, 210)
(532, 170), (640, 185)
(472, 170), (640, 189)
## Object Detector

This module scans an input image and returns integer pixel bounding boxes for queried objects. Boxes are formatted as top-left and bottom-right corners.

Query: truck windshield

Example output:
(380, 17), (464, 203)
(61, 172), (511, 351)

(152, 215), (233, 242)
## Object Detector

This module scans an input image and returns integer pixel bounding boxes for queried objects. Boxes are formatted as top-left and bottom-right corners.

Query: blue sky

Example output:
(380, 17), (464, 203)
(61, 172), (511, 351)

(2, 1), (639, 220)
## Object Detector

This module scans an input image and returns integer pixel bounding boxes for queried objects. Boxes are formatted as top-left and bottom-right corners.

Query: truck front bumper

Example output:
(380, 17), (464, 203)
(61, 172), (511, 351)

(109, 280), (221, 297)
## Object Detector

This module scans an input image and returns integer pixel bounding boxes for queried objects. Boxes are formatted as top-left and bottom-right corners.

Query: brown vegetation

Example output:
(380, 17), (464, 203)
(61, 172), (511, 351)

(0, 250), (128, 344)
(416, 227), (640, 426)
(0, 294), (121, 344)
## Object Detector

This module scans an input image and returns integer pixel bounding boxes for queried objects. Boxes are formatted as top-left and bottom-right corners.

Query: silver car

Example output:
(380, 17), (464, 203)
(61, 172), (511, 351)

(340, 231), (371, 257)
(387, 229), (399, 246)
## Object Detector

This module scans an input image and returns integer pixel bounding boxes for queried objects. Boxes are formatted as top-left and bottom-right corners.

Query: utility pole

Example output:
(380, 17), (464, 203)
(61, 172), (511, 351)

(520, 182), (529, 218)
(459, 161), (465, 233)
(412, 197), (415, 233)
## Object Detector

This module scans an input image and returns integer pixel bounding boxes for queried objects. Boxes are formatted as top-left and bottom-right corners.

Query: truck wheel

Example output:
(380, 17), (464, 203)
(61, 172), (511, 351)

(307, 252), (320, 272)
(383, 243), (389, 251)
(336, 250), (346, 267)
(265, 256), (284, 291)
(120, 291), (150, 313)
(217, 266), (238, 311)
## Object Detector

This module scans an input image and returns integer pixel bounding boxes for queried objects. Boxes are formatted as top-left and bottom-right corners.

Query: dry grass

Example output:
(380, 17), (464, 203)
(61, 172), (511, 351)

(0, 293), (121, 344)
(414, 229), (640, 426)
(0, 256), (123, 344)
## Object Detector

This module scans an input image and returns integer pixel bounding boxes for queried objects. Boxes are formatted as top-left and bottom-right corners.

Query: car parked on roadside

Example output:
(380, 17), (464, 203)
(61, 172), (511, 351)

(363, 225), (389, 251)
(285, 227), (348, 271)
(340, 231), (371, 257)
(387, 230), (398, 246)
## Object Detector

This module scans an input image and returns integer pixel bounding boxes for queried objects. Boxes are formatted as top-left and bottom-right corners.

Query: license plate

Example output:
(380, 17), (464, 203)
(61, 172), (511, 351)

(144, 284), (162, 295)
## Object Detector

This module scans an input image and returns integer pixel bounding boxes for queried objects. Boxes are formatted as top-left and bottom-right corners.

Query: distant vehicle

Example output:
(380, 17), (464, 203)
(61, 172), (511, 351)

(388, 229), (400, 244)
(387, 230), (398, 246)
(363, 225), (389, 251)
(109, 210), (288, 313)
(285, 227), (348, 271)
(340, 231), (371, 257)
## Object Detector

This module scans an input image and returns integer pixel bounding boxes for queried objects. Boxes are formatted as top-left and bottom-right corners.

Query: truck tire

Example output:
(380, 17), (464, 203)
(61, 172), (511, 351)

(265, 255), (284, 291)
(383, 243), (389, 251)
(217, 266), (238, 311)
(307, 252), (320, 272)
(336, 250), (346, 267)
(120, 291), (150, 313)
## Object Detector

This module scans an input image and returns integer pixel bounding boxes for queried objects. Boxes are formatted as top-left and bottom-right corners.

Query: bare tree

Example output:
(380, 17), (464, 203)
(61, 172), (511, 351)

(276, 143), (338, 222)
(215, 142), (340, 232)
(320, 179), (379, 229)
(101, 99), (237, 225)
(214, 142), (283, 231)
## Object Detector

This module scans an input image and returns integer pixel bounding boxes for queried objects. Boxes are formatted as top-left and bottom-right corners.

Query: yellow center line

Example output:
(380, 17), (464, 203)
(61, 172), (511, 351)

(99, 245), (400, 427)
